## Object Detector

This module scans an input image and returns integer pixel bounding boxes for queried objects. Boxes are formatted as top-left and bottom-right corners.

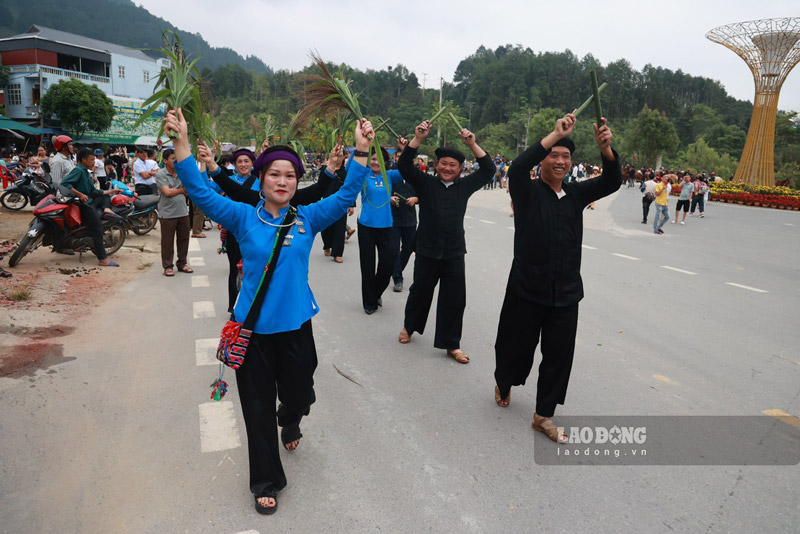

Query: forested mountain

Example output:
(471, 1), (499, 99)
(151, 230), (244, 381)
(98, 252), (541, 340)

(0, 0), (270, 73)
(3, 0), (796, 181)
(198, 44), (794, 179)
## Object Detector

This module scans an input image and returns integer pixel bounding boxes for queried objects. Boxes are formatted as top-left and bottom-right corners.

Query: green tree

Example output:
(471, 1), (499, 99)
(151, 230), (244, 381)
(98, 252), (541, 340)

(626, 105), (679, 167)
(40, 78), (114, 140)
(682, 137), (738, 177)
(477, 122), (516, 159)
(0, 61), (8, 90)
(527, 108), (562, 147)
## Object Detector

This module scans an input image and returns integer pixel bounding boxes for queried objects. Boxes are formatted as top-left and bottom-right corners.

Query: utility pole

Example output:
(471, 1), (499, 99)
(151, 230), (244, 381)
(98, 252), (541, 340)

(437, 77), (443, 146)
(466, 101), (475, 129)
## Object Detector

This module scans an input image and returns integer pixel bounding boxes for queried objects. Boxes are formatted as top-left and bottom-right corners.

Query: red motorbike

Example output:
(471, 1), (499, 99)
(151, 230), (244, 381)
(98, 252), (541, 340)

(8, 184), (134, 267)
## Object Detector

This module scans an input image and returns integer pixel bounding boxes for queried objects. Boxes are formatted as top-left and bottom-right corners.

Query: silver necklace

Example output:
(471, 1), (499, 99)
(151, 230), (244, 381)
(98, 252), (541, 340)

(257, 204), (298, 228)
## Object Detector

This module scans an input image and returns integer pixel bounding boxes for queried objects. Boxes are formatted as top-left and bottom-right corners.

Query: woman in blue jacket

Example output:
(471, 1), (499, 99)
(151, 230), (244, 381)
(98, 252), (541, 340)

(166, 109), (373, 515)
(357, 146), (405, 314)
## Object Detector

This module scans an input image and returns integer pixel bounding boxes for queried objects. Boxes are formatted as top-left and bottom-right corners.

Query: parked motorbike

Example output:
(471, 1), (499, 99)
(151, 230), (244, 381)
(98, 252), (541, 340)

(8, 185), (134, 267)
(127, 194), (159, 236)
(107, 180), (159, 236)
(0, 169), (52, 210)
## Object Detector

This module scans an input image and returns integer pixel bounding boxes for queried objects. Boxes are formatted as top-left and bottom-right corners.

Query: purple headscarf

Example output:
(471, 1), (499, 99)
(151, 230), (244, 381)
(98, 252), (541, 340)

(253, 146), (305, 178)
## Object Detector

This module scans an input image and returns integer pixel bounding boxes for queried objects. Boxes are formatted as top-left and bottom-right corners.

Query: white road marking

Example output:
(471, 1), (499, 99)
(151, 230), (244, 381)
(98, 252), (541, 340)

(582, 245), (597, 250)
(232, 531), (260, 534)
(191, 275), (210, 288)
(465, 215), (474, 219)
(478, 219), (496, 224)
(188, 238), (201, 252)
(198, 402), (241, 453)
(193, 301), (216, 319)
(726, 282), (768, 293)
(661, 266), (697, 275)
(784, 223), (796, 227)
(195, 338), (219, 366)
(189, 256), (206, 267)
(613, 253), (640, 261)
(506, 226), (515, 230)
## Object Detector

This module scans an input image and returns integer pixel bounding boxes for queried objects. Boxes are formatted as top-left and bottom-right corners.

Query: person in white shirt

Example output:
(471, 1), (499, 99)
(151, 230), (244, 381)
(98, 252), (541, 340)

(133, 147), (158, 195)
(93, 149), (109, 189)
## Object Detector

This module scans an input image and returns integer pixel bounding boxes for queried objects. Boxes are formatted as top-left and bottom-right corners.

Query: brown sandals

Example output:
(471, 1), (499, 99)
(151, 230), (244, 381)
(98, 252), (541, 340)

(532, 414), (568, 443)
(447, 350), (470, 364)
(494, 386), (510, 407)
(398, 328), (411, 344)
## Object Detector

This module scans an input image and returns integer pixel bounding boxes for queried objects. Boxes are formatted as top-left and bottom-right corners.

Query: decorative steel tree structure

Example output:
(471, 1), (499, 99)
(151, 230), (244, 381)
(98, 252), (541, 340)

(707, 18), (800, 186)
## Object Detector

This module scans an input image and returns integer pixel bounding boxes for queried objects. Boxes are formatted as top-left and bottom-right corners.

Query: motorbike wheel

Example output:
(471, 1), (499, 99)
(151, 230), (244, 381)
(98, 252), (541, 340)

(0, 190), (28, 210)
(132, 210), (158, 235)
(103, 223), (127, 256)
(8, 225), (45, 267)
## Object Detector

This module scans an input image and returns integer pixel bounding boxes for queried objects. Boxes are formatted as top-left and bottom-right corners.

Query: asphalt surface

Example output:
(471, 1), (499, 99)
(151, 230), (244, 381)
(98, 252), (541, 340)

(1, 184), (798, 533)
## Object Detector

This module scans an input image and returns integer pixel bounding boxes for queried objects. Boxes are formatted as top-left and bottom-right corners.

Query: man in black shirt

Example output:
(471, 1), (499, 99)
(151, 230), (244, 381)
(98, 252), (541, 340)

(396, 120), (495, 364)
(493, 112), (621, 442)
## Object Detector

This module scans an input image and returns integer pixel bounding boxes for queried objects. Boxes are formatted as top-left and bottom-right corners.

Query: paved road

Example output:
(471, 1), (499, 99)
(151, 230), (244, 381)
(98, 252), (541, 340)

(1, 185), (798, 533)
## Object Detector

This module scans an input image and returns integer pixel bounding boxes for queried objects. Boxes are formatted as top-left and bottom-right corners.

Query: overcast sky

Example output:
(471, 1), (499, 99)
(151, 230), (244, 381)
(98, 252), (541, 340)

(135, 0), (800, 115)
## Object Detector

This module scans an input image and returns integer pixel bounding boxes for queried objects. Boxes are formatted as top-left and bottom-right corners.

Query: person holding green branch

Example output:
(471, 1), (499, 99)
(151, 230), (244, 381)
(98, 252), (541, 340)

(395, 120), (495, 364)
(492, 111), (621, 443)
(165, 108), (373, 515)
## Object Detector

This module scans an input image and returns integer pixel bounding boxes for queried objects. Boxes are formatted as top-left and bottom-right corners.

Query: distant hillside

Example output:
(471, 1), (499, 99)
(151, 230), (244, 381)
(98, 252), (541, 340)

(0, 0), (271, 73)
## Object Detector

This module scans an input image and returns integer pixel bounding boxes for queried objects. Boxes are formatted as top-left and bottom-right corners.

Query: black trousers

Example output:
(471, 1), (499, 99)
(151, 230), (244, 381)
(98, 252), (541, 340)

(320, 213), (347, 257)
(690, 194), (705, 214)
(391, 225), (416, 284)
(80, 197), (108, 260)
(225, 235), (242, 312)
(135, 183), (157, 196)
(235, 320), (318, 498)
(403, 255), (466, 350)
(642, 197), (653, 222)
(357, 223), (397, 310)
(494, 292), (579, 417)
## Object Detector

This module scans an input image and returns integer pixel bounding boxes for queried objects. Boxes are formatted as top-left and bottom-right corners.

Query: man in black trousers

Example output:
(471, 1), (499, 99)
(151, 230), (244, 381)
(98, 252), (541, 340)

(396, 120), (495, 364)
(493, 112), (621, 442)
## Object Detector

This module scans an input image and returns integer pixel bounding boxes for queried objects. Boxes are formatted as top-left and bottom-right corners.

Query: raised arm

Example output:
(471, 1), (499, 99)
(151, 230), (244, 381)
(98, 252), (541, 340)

(166, 109), (249, 234)
(304, 121), (373, 233)
(573, 118), (622, 205)
(457, 128), (496, 193)
(293, 143), (343, 206)
(396, 124), (432, 193)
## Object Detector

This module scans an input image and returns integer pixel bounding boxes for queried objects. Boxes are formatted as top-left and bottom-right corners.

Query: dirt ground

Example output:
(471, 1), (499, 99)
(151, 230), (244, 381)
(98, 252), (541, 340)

(0, 206), (160, 378)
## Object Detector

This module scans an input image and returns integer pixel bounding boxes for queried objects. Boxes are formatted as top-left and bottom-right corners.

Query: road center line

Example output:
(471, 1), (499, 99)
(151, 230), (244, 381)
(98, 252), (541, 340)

(478, 219), (496, 224)
(506, 226), (515, 230)
(784, 223), (796, 227)
(582, 245), (597, 250)
(193, 300), (216, 318)
(189, 256), (206, 267)
(613, 253), (639, 261)
(661, 265), (697, 275)
(726, 282), (768, 293)
(191, 275), (210, 288)
(464, 215), (474, 219)
(198, 402), (241, 453)
(188, 238), (201, 252)
(195, 338), (219, 366)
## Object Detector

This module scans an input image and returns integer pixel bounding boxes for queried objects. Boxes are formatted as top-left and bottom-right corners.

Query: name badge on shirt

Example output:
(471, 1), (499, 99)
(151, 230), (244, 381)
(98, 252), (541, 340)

(375, 181), (384, 188)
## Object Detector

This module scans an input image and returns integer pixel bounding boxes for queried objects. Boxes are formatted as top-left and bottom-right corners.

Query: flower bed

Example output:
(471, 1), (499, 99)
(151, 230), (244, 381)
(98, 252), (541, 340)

(710, 192), (800, 209)
(710, 181), (800, 199)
